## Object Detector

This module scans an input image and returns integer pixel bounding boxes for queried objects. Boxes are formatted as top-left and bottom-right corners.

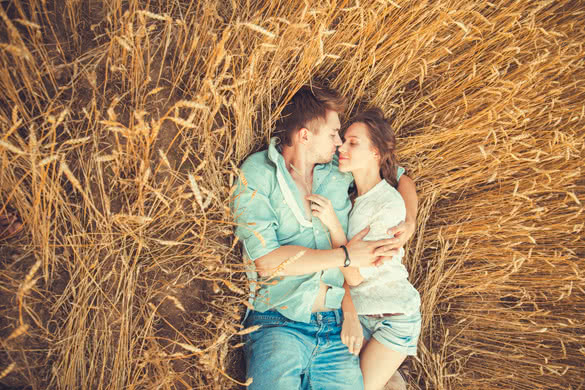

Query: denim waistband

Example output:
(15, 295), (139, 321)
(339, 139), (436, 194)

(309, 309), (342, 325)
(249, 309), (343, 326)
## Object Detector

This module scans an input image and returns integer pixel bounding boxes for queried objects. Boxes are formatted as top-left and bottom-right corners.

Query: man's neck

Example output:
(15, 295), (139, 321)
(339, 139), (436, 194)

(281, 145), (315, 184)
(353, 168), (383, 197)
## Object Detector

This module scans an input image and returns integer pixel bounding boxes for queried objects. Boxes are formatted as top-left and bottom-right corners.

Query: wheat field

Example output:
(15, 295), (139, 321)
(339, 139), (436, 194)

(0, 1), (583, 389)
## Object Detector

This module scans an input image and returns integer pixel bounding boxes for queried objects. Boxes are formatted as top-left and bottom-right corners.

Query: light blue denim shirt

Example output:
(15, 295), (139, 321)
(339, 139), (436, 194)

(231, 138), (354, 323)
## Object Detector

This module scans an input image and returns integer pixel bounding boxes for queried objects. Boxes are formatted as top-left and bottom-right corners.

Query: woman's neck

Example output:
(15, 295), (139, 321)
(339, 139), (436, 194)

(353, 167), (383, 197)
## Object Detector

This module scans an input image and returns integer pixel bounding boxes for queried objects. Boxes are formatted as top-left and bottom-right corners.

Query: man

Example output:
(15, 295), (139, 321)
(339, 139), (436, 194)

(231, 83), (417, 389)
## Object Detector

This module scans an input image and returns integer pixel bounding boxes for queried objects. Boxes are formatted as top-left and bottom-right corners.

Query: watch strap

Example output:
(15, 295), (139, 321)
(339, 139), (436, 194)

(340, 245), (351, 267)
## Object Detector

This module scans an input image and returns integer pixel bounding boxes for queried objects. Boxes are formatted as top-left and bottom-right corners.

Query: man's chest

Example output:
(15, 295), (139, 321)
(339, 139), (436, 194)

(290, 176), (313, 219)
(268, 172), (351, 245)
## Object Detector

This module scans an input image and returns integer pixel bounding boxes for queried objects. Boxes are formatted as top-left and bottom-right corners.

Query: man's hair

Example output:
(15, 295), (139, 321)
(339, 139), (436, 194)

(275, 83), (347, 146)
(352, 107), (400, 188)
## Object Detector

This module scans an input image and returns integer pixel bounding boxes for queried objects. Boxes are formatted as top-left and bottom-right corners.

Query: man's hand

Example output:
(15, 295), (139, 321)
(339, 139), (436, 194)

(368, 220), (415, 267)
(386, 219), (416, 250)
(346, 226), (397, 268)
(341, 312), (364, 355)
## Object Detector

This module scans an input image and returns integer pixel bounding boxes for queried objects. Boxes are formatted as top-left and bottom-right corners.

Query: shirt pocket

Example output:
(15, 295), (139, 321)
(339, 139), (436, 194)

(320, 185), (351, 231)
(324, 184), (350, 211)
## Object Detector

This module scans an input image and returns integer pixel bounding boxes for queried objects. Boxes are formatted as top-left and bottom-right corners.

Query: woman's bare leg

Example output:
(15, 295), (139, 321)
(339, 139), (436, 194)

(360, 338), (406, 390)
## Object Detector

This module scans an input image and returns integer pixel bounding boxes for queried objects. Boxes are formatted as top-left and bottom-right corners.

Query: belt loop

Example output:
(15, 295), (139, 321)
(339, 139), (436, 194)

(334, 309), (341, 325)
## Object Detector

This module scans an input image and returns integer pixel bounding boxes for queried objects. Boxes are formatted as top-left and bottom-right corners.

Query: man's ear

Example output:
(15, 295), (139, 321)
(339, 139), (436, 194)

(298, 127), (310, 144)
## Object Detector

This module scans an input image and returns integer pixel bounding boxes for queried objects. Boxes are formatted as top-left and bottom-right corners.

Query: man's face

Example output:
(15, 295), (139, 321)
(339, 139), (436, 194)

(308, 110), (342, 164)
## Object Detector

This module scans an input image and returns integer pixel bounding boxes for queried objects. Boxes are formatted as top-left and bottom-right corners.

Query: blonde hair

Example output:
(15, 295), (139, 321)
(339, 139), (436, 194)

(275, 82), (346, 146)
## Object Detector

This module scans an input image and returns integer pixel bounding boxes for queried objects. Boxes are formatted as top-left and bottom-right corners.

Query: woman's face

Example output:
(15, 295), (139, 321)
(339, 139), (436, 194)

(338, 122), (379, 173)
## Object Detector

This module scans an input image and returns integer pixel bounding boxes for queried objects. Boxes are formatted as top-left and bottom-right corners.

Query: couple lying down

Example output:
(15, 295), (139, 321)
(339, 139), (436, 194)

(231, 83), (420, 390)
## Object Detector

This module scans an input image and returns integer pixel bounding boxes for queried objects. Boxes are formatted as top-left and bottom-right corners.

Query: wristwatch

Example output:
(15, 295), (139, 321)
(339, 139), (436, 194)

(340, 245), (351, 267)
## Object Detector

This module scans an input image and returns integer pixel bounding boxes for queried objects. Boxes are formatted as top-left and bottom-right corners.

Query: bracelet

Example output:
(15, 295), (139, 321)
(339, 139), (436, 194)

(340, 245), (351, 267)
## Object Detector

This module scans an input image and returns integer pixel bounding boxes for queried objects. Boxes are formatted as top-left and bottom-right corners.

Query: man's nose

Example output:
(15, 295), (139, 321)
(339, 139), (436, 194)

(335, 134), (343, 146)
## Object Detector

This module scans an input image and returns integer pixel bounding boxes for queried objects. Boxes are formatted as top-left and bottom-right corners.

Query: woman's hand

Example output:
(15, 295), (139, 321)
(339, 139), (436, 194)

(341, 312), (364, 355)
(306, 194), (342, 233)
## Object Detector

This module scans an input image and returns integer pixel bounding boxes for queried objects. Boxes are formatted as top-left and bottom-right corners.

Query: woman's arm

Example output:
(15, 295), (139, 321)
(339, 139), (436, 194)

(307, 194), (365, 286)
(307, 195), (365, 353)
(340, 282), (364, 355)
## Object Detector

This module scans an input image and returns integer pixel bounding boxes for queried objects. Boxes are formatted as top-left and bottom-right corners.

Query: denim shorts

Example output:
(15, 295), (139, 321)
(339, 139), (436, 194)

(359, 311), (421, 356)
(243, 309), (363, 390)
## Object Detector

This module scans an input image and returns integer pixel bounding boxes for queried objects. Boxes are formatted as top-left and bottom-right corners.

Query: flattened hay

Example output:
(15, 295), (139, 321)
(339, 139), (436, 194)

(1, 1), (583, 389)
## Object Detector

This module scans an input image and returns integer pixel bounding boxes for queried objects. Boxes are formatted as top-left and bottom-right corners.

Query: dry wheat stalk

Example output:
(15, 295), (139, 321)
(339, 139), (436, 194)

(0, 0), (583, 389)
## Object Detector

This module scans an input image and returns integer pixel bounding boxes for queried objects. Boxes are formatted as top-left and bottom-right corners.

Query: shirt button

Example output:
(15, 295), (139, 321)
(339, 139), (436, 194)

(315, 230), (319, 235)
(317, 313), (322, 321)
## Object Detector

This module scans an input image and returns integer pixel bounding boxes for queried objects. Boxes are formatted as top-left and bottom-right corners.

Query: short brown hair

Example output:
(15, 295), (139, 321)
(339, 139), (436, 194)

(275, 83), (346, 146)
(352, 108), (400, 188)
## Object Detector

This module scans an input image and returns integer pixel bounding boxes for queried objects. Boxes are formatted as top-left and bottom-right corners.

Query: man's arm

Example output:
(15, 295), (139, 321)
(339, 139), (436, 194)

(327, 224), (364, 287)
(254, 226), (395, 278)
(387, 174), (418, 247)
(254, 245), (343, 277)
(398, 174), (418, 231)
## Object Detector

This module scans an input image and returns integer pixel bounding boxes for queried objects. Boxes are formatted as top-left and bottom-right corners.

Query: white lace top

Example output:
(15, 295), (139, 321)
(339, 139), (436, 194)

(347, 179), (421, 315)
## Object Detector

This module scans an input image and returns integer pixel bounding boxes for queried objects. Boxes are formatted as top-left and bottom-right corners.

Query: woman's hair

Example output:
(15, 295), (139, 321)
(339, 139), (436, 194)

(352, 107), (400, 188)
(275, 82), (347, 146)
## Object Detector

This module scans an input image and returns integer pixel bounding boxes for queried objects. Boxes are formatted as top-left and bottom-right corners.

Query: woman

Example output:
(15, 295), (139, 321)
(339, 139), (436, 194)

(307, 108), (421, 390)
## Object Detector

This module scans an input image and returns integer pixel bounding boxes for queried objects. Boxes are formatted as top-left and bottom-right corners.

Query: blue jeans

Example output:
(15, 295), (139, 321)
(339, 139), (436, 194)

(244, 309), (364, 390)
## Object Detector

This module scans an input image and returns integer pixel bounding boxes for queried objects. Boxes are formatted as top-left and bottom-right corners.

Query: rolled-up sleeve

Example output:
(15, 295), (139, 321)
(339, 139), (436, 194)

(230, 159), (281, 261)
(396, 166), (405, 182)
